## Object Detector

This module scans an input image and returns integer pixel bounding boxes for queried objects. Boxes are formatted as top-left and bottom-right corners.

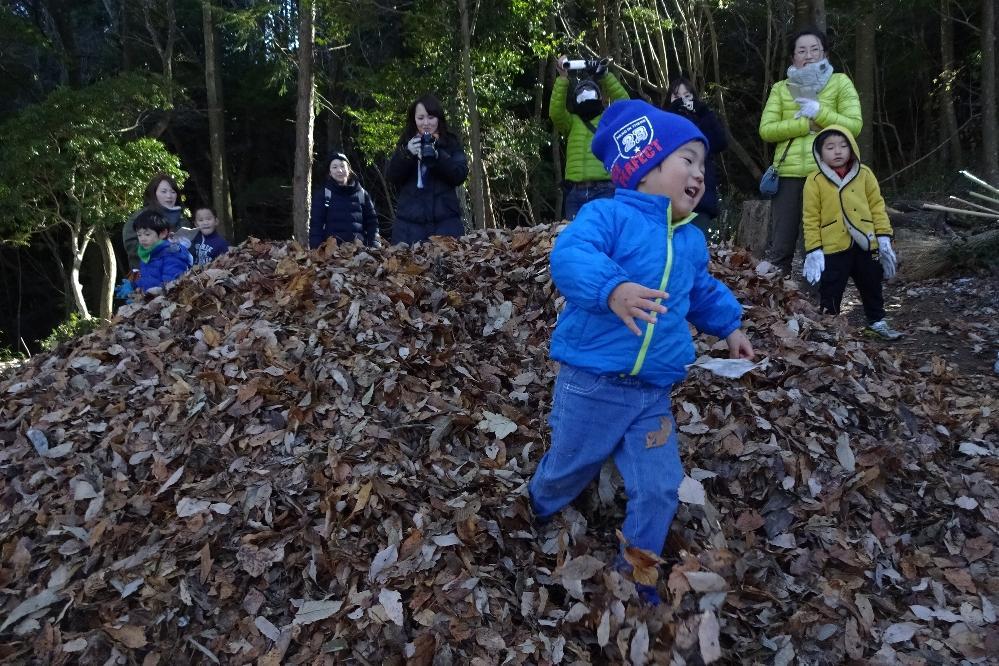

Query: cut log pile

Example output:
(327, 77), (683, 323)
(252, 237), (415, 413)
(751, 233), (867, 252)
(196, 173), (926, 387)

(0, 228), (996, 664)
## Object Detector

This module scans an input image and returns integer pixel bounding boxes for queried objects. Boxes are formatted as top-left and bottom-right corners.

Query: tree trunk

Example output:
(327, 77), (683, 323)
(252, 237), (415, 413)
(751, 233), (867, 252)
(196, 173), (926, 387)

(68, 224), (94, 320)
(458, 0), (489, 230)
(939, 0), (963, 169)
(982, 0), (998, 183)
(794, 0), (825, 31)
(737, 200), (771, 257)
(325, 54), (345, 154)
(292, 0), (316, 245)
(528, 56), (546, 225)
(854, 6), (876, 164)
(142, 0), (176, 80)
(44, 0), (83, 88)
(202, 0), (233, 239)
(95, 229), (116, 319)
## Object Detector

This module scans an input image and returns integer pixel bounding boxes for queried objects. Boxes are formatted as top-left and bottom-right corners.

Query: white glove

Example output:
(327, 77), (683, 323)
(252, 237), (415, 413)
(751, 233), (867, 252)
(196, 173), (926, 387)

(794, 97), (821, 119)
(803, 250), (825, 285)
(406, 136), (422, 156)
(878, 236), (897, 279)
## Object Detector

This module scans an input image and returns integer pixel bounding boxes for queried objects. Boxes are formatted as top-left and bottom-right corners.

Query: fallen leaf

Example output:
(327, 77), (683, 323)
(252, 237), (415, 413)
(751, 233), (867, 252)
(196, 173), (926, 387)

(378, 589), (404, 626)
(104, 625), (147, 649)
(698, 610), (722, 663)
(684, 571), (728, 593)
(882, 622), (918, 644)
(292, 599), (343, 626)
(678, 476), (706, 505)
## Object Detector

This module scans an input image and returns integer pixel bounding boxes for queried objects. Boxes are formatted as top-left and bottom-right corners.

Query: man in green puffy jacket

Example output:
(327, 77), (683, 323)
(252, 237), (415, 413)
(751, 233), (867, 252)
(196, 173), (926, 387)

(550, 55), (629, 221)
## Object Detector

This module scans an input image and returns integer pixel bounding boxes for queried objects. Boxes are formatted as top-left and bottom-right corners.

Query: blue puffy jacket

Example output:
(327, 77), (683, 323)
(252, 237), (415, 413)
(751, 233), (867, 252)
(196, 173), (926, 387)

(549, 189), (744, 388)
(136, 240), (193, 290)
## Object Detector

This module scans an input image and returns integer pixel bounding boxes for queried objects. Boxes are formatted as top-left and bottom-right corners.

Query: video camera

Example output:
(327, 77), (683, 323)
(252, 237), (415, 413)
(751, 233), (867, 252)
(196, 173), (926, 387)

(560, 57), (611, 76)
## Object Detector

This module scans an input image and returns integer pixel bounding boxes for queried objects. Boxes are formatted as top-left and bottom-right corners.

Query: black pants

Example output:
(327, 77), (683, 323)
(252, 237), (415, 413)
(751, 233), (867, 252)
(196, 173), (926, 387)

(818, 244), (885, 323)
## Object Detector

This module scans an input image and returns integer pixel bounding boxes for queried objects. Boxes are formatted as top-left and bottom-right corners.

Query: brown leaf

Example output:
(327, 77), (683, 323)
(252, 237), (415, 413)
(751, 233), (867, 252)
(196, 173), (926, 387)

(406, 631), (437, 666)
(963, 536), (993, 563)
(104, 625), (147, 649)
(943, 567), (978, 594)
(844, 618), (864, 659)
(645, 416), (673, 448)
(349, 481), (373, 518)
(734, 510), (766, 533)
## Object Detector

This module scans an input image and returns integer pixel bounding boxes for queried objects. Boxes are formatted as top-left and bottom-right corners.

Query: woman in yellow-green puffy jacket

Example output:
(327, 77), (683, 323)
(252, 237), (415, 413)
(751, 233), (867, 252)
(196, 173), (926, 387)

(550, 55), (629, 221)
(758, 28), (862, 276)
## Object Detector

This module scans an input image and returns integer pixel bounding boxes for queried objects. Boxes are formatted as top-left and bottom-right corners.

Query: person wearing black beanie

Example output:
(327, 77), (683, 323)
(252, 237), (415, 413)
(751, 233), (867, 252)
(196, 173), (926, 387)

(309, 151), (380, 248)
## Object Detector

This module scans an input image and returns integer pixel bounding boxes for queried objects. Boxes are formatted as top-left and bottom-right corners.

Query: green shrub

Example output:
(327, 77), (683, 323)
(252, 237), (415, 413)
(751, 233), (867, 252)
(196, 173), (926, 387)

(39, 314), (104, 352)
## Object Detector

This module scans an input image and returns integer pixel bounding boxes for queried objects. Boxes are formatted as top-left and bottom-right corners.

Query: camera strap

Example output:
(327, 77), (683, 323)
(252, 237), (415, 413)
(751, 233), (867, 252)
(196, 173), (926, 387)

(581, 118), (597, 134)
(773, 139), (792, 168)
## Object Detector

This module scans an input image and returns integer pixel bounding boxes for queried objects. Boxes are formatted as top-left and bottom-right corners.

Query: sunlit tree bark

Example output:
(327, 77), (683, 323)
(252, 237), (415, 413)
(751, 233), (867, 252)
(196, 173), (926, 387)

(292, 0), (316, 245)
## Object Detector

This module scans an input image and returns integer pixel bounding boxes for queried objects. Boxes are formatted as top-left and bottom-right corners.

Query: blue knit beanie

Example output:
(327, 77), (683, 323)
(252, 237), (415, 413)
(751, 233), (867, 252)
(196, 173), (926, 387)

(591, 100), (708, 190)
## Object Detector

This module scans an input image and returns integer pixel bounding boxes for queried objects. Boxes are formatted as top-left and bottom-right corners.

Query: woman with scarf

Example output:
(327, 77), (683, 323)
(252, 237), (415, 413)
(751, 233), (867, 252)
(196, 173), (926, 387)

(759, 28), (862, 276)
(550, 54), (629, 221)
(385, 94), (468, 244)
(122, 173), (191, 270)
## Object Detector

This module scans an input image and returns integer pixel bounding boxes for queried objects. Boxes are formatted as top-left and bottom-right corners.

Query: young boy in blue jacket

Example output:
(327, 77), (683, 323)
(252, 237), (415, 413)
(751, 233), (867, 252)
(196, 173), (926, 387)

(529, 100), (754, 605)
(132, 209), (193, 291)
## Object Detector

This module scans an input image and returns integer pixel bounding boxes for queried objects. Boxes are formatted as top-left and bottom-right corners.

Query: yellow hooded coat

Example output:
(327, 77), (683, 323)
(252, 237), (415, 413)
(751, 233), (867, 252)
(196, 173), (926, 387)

(802, 125), (893, 256)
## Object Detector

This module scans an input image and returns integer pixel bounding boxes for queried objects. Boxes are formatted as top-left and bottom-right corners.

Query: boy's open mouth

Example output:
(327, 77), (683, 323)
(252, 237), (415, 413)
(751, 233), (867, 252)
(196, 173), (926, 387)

(684, 186), (699, 198)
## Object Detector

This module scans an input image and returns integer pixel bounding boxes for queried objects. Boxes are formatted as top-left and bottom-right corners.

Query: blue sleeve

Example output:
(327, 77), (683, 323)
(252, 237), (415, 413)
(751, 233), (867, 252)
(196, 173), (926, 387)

(135, 259), (163, 290)
(549, 205), (630, 314)
(214, 235), (230, 255)
(685, 232), (743, 337)
(309, 192), (326, 249)
(160, 248), (191, 283)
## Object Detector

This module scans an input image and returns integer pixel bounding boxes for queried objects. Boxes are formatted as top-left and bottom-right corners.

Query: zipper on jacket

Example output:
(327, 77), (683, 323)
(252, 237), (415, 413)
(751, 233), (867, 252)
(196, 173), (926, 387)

(629, 207), (678, 376)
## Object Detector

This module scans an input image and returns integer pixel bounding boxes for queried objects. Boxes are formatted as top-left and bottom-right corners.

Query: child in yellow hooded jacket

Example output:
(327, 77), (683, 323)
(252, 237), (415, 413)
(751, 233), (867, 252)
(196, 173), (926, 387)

(801, 125), (903, 340)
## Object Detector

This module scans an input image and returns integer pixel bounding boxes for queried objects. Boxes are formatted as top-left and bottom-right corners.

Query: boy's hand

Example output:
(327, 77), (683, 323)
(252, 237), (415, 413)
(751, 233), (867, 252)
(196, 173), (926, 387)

(608, 282), (669, 336)
(726, 329), (754, 360)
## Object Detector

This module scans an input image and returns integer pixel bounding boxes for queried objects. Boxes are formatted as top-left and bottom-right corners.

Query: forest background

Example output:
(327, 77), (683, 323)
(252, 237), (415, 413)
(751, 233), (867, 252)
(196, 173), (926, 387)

(0, 0), (996, 354)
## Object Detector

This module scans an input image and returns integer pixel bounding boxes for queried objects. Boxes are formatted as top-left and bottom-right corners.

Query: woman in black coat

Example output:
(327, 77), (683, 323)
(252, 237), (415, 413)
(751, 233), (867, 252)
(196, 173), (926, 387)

(665, 77), (729, 235)
(309, 152), (379, 248)
(385, 94), (469, 244)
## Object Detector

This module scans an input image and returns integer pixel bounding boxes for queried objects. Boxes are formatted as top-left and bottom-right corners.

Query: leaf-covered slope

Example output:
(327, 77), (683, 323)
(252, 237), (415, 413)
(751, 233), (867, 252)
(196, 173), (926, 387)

(1, 228), (996, 664)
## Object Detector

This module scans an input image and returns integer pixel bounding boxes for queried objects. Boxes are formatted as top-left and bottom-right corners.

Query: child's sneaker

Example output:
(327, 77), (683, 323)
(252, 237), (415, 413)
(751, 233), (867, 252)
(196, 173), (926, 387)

(865, 320), (903, 340)
(612, 554), (662, 607)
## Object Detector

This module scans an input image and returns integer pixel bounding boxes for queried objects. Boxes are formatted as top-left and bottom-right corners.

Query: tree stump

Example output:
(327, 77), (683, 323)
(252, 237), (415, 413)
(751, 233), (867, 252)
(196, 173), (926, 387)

(737, 200), (772, 258)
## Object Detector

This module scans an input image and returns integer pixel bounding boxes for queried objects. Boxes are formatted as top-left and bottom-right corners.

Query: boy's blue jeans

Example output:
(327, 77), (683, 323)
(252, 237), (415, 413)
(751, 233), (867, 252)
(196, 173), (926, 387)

(529, 364), (684, 555)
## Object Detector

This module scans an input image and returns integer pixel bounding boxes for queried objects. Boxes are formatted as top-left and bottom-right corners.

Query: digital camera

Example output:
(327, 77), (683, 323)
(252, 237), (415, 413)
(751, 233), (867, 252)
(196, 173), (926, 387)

(419, 132), (437, 159)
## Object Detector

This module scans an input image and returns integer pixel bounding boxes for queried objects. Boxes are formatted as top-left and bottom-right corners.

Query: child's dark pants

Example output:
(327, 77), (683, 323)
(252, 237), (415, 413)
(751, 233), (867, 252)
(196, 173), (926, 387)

(818, 244), (885, 323)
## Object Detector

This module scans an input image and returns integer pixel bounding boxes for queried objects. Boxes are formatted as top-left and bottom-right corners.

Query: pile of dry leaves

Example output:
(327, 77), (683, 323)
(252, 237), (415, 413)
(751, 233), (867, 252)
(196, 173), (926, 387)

(1, 227), (996, 665)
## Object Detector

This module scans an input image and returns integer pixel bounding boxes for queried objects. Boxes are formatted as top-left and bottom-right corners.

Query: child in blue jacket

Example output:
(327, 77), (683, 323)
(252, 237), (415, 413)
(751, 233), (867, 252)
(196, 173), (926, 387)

(528, 100), (754, 605)
(132, 209), (193, 290)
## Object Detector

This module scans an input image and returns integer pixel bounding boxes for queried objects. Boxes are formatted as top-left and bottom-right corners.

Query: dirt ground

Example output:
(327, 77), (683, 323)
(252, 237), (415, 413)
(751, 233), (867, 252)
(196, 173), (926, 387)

(838, 272), (999, 377)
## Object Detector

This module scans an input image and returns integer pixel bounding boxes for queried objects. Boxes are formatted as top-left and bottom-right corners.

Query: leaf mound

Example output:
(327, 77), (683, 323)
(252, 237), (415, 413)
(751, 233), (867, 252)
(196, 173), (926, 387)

(1, 228), (996, 664)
